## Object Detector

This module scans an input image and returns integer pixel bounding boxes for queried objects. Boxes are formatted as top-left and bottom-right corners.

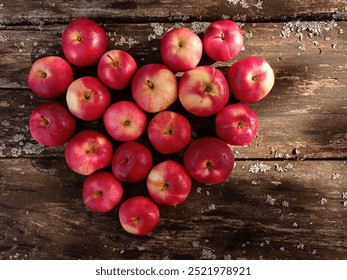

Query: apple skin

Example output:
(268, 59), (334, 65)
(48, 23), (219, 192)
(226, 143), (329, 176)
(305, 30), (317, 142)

(82, 172), (123, 213)
(178, 65), (229, 117)
(119, 196), (160, 236)
(61, 17), (108, 67)
(97, 50), (138, 90)
(227, 56), (275, 102)
(203, 19), (243, 61)
(131, 63), (178, 113)
(160, 27), (203, 72)
(148, 110), (191, 154)
(215, 103), (259, 146)
(103, 101), (147, 142)
(183, 136), (234, 185)
(112, 141), (153, 183)
(147, 160), (192, 206)
(27, 56), (73, 99)
(64, 130), (113, 176)
(66, 76), (111, 121)
(29, 102), (76, 146)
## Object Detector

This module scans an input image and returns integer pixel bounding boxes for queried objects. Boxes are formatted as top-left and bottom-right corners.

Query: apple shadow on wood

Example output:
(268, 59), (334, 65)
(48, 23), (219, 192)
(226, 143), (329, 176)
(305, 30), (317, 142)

(30, 38), (102, 83)
(2, 156), (345, 259)
(23, 25), (346, 257)
(262, 62), (347, 156)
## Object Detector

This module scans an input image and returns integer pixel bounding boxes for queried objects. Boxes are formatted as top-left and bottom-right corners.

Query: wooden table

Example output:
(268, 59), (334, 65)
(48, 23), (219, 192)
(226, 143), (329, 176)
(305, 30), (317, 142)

(0, 0), (346, 260)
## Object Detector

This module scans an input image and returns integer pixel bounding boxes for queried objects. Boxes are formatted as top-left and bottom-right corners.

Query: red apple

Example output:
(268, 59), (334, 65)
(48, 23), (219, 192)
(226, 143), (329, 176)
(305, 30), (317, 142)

(103, 101), (147, 142)
(64, 130), (113, 176)
(29, 102), (76, 146)
(147, 160), (192, 206)
(112, 141), (153, 183)
(215, 103), (259, 146)
(66, 76), (111, 121)
(27, 56), (73, 99)
(160, 27), (203, 72)
(203, 19), (243, 61)
(97, 50), (138, 90)
(82, 172), (123, 213)
(131, 64), (178, 113)
(227, 56), (275, 102)
(119, 196), (160, 236)
(183, 136), (234, 185)
(178, 65), (229, 116)
(148, 111), (191, 154)
(61, 17), (108, 67)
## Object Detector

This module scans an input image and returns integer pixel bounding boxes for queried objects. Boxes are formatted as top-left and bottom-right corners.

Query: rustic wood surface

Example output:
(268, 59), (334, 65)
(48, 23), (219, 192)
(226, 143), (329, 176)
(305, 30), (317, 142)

(0, 0), (346, 260)
(1, 0), (346, 23)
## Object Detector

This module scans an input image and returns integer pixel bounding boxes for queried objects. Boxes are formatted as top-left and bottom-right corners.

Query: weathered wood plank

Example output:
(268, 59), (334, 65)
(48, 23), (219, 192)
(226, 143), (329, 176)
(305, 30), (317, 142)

(0, 158), (346, 259)
(1, 21), (346, 89)
(0, 0), (346, 25)
(1, 83), (346, 160)
(0, 21), (346, 159)
(0, 0), (346, 265)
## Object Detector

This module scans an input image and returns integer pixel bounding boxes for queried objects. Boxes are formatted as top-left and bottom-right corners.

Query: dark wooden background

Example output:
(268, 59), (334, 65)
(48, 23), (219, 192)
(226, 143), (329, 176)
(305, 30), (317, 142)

(0, 0), (346, 260)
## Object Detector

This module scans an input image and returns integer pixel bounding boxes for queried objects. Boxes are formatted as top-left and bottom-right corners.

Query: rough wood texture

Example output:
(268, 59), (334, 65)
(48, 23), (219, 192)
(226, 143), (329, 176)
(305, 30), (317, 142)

(1, 158), (346, 260)
(0, 0), (346, 24)
(1, 22), (346, 159)
(1, 21), (347, 90)
(0, 0), (347, 260)
(1, 81), (346, 159)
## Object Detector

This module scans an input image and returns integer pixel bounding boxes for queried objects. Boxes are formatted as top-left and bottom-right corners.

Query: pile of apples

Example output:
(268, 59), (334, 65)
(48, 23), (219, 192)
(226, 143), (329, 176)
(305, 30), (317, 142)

(27, 18), (275, 236)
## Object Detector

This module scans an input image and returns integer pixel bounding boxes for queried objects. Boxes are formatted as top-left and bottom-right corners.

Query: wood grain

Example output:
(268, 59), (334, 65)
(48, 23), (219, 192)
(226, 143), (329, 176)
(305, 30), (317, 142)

(1, 21), (347, 89)
(1, 158), (346, 259)
(1, 83), (346, 160)
(0, 0), (346, 24)
(0, 0), (346, 261)
(0, 22), (346, 159)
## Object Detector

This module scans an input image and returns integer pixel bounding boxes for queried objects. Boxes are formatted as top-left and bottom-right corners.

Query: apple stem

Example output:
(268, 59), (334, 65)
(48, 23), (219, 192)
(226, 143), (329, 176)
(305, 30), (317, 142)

(164, 128), (173, 136)
(83, 190), (102, 203)
(35, 70), (47, 79)
(220, 33), (225, 40)
(206, 161), (212, 170)
(161, 183), (170, 191)
(95, 190), (103, 196)
(237, 121), (246, 129)
(133, 216), (141, 225)
(84, 90), (93, 100)
(146, 80), (154, 89)
(107, 54), (119, 66)
(39, 116), (50, 126)
(86, 146), (98, 153)
(204, 85), (212, 94)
